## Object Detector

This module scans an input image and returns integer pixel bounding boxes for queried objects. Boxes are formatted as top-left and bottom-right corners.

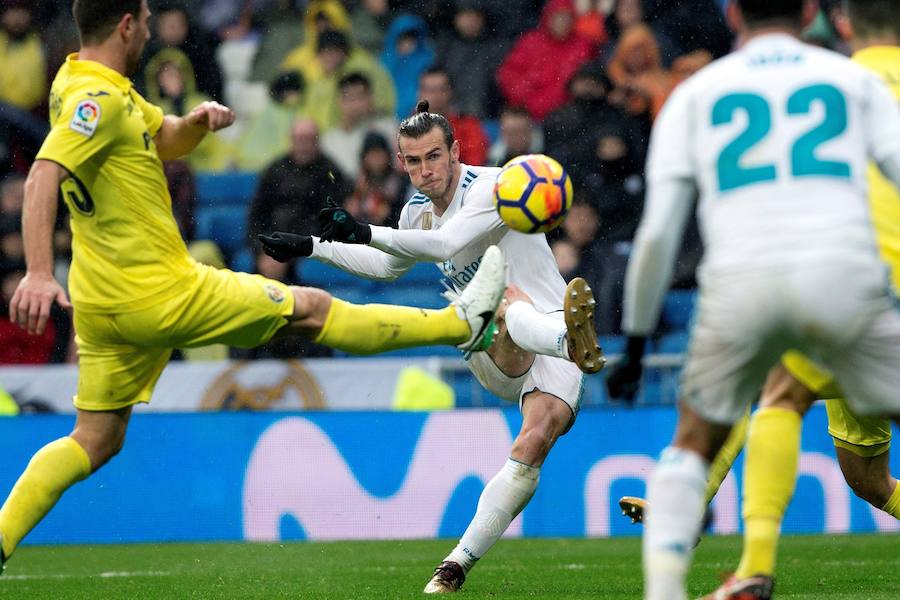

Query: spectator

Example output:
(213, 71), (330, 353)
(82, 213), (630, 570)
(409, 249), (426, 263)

(573, 0), (609, 46)
(381, 14), (435, 121)
(139, 1), (223, 102)
(488, 106), (544, 167)
(551, 201), (607, 328)
(543, 61), (646, 185)
(0, 270), (58, 364)
(479, 0), (543, 40)
(248, 118), (350, 243)
(0, 0), (47, 112)
(582, 123), (645, 245)
(0, 174), (24, 272)
(250, 1), (305, 85)
(496, 0), (598, 121)
(606, 23), (672, 120)
(321, 73), (397, 180)
(237, 71), (308, 172)
(669, 49), (714, 88)
(280, 0), (352, 80)
(345, 131), (406, 226)
(163, 161), (197, 242)
(145, 49), (233, 172)
(435, 0), (509, 119)
(300, 29), (396, 130)
(602, 0), (677, 66)
(650, 0), (733, 61)
(417, 66), (489, 166)
(349, 0), (393, 56)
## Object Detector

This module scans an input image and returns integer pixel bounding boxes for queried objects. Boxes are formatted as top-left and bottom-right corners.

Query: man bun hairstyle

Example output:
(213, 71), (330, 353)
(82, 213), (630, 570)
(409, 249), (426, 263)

(73, 0), (143, 45)
(398, 100), (455, 150)
(735, 0), (804, 29)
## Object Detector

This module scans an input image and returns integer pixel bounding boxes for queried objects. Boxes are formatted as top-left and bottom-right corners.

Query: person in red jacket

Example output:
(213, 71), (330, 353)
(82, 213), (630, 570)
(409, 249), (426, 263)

(417, 65), (489, 165)
(496, 0), (598, 122)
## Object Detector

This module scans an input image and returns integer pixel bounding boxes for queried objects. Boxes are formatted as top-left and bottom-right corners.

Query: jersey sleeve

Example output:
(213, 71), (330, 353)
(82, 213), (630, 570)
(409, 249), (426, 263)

(130, 88), (165, 137)
(368, 178), (505, 262)
(862, 73), (900, 187)
(645, 83), (696, 184)
(35, 91), (125, 174)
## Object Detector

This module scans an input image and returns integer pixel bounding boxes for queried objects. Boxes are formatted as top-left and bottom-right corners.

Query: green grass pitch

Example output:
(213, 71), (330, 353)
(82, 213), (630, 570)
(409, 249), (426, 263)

(1, 534), (898, 598)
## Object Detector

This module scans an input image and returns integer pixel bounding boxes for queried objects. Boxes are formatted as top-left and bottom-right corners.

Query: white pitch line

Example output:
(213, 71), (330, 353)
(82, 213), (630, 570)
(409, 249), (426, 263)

(2, 570), (170, 581)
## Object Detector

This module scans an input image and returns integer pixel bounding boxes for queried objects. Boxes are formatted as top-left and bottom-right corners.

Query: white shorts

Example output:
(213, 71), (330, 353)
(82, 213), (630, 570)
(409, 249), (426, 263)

(682, 261), (900, 424)
(466, 351), (585, 417)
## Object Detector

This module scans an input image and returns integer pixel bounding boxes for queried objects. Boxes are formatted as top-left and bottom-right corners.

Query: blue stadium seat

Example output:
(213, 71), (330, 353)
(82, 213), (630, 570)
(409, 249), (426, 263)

(325, 284), (372, 306)
(482, 119), (500, 145)
(398, 261), (441, 285)
(195, 172), (258, 209)
(367, 285), (445, 309)
(195, 206), (249, 256)
(599, 335), (626, 356)
(296, 259), (373, 288)
(661, 289), (697, 332)
(654, 331), (690, 354)
(230, 247), (254, 273)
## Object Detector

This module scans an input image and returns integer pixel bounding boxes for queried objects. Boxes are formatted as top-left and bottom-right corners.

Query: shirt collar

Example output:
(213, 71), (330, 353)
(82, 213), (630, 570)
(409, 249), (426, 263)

(65, 53), (133, 93)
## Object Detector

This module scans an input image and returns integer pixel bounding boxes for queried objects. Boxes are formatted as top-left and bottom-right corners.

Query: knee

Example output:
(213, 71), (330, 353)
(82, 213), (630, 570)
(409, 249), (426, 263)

(289, 286), (332, 331)
(511, 411), (569, 464)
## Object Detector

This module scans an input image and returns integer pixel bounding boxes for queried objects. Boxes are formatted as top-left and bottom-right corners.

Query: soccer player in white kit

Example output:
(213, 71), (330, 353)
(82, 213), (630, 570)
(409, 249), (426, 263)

(259, 101), (606, 593)
(605, 1), (900, 598)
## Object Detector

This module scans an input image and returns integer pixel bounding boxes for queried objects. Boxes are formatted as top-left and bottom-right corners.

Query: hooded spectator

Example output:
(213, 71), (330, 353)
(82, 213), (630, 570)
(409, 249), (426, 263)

(0, 0), (46, 111)
(496, 0), (598, 121)
(381, 14), (435, 121)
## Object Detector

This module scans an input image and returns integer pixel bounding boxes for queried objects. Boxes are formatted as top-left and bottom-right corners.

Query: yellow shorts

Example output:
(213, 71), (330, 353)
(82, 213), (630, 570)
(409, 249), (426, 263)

(73, 263), (294, 411)
(781, 350), (892, 456)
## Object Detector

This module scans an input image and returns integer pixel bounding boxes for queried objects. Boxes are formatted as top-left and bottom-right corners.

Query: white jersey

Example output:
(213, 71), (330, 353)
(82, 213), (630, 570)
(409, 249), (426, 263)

(312, 163), (567, 314)
(624, 33), (900, 334)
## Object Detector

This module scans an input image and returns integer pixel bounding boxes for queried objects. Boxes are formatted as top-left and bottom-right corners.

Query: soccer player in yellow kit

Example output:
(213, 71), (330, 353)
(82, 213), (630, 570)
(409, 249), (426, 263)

(0, 0), (506, 571)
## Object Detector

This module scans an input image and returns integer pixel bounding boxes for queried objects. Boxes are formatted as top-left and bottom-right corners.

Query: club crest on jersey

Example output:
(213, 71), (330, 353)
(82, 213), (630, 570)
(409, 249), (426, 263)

(421, 212), (432, 230)
(70, 99), (101, 137)
(265, 284), (286, 304)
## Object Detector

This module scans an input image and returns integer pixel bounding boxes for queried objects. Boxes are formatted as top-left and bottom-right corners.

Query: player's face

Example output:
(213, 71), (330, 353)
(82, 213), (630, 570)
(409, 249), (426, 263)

(124, 1), (151, 76)
(398, 128), (460, 200)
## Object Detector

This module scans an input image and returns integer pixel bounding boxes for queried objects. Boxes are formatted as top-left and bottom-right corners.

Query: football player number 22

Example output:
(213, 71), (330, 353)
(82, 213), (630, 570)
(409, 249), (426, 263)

(713, 83), (851, 192)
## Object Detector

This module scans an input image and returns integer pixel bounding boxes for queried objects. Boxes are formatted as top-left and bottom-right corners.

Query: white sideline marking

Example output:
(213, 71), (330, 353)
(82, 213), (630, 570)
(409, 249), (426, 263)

(2, 570), (170, 581)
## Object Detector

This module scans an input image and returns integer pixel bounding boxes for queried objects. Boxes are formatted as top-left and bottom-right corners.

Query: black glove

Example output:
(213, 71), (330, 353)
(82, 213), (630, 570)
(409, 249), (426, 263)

(318, 207), (372, 244)
(257, 232), (314, 262)
(605, 336), (647, 405)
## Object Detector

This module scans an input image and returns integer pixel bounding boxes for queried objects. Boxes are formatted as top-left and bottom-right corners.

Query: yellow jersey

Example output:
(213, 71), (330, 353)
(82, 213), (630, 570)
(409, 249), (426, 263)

(36, 54), (195, 311)
(854, 46), (900, 288)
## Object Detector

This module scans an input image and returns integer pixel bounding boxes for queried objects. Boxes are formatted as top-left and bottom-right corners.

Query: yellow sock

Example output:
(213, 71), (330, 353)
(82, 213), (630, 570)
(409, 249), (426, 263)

(882, 480), (900, 519)
(705, 411), (750, 504)
(0, 437), (91, 557)
(315, 298), (470, 355)
(735, 407), (802, 579)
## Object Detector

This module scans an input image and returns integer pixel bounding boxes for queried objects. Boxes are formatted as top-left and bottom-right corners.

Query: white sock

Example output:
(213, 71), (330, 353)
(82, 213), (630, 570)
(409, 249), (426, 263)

(505, 301), (569, 360)
(643, 447), (709, 600)
(446, 458), (540, 572)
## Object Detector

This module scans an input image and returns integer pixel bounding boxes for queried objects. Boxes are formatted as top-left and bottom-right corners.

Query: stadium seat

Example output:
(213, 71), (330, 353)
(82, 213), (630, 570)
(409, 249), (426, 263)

(368, 285), (445, 309)
(482, 119), (500, 144)
(195, 172), (258, 209)
(599, 335), (626, 356)
(194, 206), (249, 257)
(661, 289), (697, 332)
(297, 259), (374, 288)
(654, 331), (691, 354)
(398, 261), (441, 285)
(230, 247), (254, 273)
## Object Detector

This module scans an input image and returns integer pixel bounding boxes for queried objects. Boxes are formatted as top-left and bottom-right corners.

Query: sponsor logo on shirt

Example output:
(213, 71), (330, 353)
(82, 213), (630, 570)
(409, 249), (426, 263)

(70, 99), (101, 137)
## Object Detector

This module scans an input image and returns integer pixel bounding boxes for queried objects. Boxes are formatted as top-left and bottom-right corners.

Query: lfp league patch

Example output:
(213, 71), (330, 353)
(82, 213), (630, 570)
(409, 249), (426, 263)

(70, 99), (101, 137)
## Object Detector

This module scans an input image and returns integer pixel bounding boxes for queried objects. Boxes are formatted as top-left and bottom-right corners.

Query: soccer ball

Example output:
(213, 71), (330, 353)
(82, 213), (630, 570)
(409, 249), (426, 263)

(493, 154), (573, 234)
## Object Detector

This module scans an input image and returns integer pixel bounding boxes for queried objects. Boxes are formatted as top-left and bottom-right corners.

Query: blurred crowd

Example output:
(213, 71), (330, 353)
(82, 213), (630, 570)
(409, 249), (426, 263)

(0, 0), (849, 363)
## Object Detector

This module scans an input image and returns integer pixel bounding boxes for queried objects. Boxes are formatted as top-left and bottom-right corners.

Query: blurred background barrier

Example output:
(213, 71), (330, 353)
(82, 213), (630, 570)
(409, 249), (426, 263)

(1, 406), (896, 546)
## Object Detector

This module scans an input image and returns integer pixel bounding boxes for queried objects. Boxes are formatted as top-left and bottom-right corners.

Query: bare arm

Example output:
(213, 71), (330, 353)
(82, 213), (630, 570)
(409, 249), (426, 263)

(10, 160), (72, 334)
(153, 101), (234, 161)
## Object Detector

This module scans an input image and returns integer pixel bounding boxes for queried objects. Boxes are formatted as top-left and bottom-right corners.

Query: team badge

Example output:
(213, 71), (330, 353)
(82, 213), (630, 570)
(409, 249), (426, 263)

(421, 212), (432, 230)
(70, 99), (101, 137)
(265, 284), (286, 304)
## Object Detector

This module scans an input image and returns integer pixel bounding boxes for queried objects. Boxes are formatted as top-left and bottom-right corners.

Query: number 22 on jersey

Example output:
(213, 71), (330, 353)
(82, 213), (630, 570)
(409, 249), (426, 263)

(713, 83), (851, 192)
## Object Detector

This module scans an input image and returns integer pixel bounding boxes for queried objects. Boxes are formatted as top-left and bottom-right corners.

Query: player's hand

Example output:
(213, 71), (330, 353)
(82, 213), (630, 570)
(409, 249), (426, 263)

(258, 232), (314, 262)
(605, 336), (647, 405)
(318, 207), (372, 244)
(9, 272), (72, 336)
(185, 101), (235, 132)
